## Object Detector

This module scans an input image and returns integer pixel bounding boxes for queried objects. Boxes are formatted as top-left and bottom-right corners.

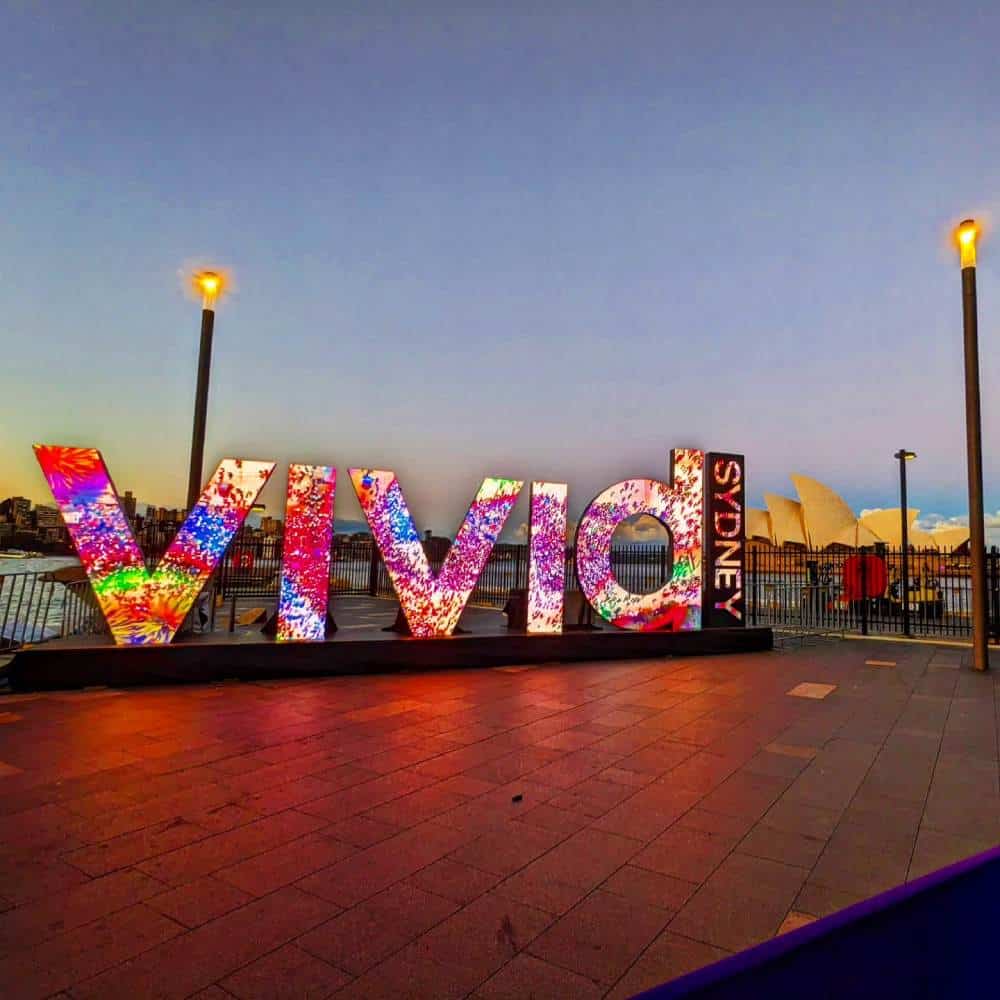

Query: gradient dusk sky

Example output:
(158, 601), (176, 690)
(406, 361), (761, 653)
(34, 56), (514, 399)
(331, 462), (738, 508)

(2, 2), (998, 536)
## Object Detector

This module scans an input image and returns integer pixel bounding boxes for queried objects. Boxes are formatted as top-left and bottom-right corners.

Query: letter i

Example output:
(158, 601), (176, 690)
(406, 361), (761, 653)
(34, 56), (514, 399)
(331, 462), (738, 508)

(277, 465), (337, 641)
(527, 482), (568, 633)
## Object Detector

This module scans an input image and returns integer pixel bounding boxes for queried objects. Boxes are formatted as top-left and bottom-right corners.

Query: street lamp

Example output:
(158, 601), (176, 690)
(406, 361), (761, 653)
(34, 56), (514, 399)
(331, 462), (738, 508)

(894, 449), (916, 637)
(186, 270), (227, 512)
(955, 220), (989, 671)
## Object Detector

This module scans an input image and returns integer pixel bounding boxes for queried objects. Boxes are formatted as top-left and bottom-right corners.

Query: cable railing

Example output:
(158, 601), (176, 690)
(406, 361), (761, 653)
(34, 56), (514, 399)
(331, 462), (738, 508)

(0, 572), (62, 648)
(6, 535), (998, 646)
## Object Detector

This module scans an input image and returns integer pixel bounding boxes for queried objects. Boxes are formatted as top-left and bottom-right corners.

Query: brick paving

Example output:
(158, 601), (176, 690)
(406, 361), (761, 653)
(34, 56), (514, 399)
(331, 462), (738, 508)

(0, 639), (996, 998)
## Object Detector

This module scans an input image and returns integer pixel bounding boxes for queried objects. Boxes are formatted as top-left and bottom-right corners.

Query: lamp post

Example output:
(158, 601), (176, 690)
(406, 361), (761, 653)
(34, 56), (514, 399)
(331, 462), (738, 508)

(186, 271), (225, 512)
(955, 220), (989, 671)
(894, 449), (916, 637)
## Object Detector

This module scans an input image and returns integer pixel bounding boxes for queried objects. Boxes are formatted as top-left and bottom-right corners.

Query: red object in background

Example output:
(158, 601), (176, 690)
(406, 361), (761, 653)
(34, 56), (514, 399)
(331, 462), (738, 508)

(842, 554), (887, 601)
(235, 551), (254, 570)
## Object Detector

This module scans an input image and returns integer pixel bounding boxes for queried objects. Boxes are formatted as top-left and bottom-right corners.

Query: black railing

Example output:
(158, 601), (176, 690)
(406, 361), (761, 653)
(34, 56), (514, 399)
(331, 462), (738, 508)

(41, 528), (1000, 644)
(0, 571), (60, 648)
(207, 531), (675, 611)
(61, 579), (111, 638)
(745, 544), (1000, 640)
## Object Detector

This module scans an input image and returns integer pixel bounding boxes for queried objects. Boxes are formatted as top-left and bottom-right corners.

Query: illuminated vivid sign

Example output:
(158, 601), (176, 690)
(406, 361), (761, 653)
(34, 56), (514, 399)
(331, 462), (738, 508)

(34, 443), (745, 645)
(702, 453), (745, 627)
(351, 469), (523, 638)
(527, 481), (568, 634)
(277, 464), (337, 641)
(576, 450), (703, 631)
(34, 445), (272, 645)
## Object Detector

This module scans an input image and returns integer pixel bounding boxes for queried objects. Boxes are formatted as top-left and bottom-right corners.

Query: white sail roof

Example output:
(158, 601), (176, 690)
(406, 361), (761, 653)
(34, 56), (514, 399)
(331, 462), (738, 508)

(930, 526), (970, 550)
(791, 474), (858, 550)
(859, 508), (919, 546)
(763, 493), (808, 546)
(746, 507), (773, 543)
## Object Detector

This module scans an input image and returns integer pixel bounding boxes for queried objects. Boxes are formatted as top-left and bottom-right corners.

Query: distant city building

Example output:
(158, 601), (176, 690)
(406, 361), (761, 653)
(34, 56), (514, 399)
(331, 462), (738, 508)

(0, 496), (31, 527)
(260, 516), (282, 536)
(0, 497), (70, 551)
(33, 505), (62, 530)
(150, 506), (185, 525)
(121, 491), (137, 522)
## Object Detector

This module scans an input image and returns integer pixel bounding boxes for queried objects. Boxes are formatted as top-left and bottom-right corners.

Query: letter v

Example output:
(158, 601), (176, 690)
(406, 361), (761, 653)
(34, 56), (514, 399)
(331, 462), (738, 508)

(350, 469), (523, 637)
(33, 445), (274, 645)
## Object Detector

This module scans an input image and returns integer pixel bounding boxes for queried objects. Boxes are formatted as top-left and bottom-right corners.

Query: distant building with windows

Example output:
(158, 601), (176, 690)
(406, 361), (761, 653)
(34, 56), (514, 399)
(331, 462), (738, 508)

(33, 506), (62, 530)
(121, 491), (137, 523)
(0, 496), (31, 527)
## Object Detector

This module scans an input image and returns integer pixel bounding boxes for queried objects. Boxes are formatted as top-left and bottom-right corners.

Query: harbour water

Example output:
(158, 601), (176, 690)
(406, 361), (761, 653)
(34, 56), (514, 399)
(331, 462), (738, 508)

(0, 555), (80, 577)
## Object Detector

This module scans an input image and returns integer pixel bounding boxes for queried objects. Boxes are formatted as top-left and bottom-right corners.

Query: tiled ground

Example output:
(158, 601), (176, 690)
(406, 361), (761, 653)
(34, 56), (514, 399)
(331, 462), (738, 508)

(0, 639), (996, 999)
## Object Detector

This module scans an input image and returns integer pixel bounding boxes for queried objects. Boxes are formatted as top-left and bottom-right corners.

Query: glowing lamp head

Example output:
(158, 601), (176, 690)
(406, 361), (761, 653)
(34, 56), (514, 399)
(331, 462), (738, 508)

(192, 270), (225, 309)
(956, 219), (979, 268)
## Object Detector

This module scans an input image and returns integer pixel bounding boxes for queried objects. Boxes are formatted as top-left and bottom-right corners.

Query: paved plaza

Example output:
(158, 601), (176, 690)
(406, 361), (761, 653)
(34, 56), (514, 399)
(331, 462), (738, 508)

(0, 638), (997, 998)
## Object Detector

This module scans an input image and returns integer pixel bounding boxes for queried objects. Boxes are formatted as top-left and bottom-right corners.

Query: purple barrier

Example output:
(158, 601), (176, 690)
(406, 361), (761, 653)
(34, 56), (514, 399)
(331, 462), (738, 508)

(633, 842), (1000, 999)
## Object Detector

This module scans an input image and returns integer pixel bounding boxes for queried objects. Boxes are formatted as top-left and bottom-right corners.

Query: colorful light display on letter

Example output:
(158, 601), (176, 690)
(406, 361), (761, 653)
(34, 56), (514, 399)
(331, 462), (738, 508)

(528, 481), (568, 633)
(575, 449), (704, 631)
(33, 445), (273, 645)
(277, 464), (337, 642)
(350, 469), (523, 637)
(703, 453), (745, 627)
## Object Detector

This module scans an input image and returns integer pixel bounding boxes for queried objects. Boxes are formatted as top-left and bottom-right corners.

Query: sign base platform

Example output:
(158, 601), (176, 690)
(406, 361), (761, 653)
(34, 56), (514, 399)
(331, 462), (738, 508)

(8, 626), (773, 691)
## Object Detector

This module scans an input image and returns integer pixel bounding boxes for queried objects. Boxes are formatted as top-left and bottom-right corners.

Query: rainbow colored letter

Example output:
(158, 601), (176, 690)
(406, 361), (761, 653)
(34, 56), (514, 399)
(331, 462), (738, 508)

(527, 482), (568, 633)
(350, 469), (523, 637)
(277, 464), (337, 642)
(575, 449), (704, 631)
(34, 445), (273, 645)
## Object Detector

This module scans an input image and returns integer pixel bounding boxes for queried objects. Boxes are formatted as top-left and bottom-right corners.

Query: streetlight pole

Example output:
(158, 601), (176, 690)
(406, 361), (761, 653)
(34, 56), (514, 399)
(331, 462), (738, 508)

(894, 449), (916, 637)
(956, 220), (989, 671)
(186, 272), (223, 512)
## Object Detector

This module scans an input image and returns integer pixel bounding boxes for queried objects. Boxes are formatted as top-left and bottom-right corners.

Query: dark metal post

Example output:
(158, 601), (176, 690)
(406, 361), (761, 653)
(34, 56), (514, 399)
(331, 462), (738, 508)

(860, 549), (869, 636)
(960, 236), (989, 670)
(186, 307), (215, 511)
(989, 546), (999, 641)
(367, 539), (379, 597)
(897, 451), (911, 638)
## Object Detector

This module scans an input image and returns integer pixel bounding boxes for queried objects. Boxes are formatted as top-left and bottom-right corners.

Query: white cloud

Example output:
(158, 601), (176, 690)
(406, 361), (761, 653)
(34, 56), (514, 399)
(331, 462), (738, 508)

(916, 510), (1000, 546)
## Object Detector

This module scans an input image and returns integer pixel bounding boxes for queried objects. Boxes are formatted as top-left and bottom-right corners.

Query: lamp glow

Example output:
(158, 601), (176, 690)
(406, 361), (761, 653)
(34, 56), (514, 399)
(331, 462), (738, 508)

(956, 220), (978, 269)
(192, 270), (225, 309)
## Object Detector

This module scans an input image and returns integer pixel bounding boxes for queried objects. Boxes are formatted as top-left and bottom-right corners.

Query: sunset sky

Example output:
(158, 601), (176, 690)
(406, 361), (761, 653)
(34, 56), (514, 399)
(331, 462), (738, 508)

(2, 3), (998, 538)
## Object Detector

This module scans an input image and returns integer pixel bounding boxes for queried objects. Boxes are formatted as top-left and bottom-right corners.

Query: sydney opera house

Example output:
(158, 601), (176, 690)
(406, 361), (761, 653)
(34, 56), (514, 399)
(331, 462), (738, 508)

(747, 475), (970, 551)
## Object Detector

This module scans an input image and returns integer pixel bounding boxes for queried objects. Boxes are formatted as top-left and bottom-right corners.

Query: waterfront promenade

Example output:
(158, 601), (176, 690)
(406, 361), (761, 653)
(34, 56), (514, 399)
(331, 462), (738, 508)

(0, 640), (996, 998)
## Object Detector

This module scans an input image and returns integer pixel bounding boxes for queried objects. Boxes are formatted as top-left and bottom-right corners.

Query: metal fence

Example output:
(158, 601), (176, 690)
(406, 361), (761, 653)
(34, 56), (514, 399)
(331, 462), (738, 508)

(7, 533), (999, 647)
(0, 572), (61, 648)
(213, 531), (674, 611)
(61, 579), (110, 638)
(746, 544), (1000, 640)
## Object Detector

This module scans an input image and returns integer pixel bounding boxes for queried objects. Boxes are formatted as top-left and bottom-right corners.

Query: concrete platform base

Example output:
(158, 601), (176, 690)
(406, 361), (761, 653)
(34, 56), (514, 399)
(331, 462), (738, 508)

(8, 626), (773, 690)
